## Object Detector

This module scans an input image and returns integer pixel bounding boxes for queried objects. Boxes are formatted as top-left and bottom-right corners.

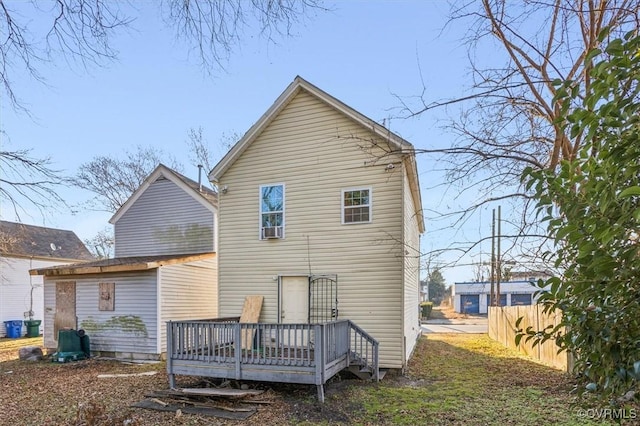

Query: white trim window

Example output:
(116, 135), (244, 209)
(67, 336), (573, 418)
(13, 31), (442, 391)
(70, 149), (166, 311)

(342, 188), (371, 224)
(260, 184), (285, 239)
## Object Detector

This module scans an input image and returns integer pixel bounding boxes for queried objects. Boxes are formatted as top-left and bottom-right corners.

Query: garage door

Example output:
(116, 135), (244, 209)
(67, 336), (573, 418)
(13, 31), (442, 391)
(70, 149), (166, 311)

(487, 294), (507, 307)
(460, 294), (480, 314)
(511, 294), (532, 306)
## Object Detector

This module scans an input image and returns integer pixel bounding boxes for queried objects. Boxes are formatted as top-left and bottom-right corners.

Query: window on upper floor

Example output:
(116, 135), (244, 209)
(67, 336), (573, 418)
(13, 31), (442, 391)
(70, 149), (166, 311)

(260, 184), (284, 239)
(342, 188), (371, 224)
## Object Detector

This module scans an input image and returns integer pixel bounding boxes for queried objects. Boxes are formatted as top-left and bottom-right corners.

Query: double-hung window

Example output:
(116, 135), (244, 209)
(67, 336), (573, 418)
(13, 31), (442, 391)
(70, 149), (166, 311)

(342, 188), (371, 224)
(260, 184), (284, 239)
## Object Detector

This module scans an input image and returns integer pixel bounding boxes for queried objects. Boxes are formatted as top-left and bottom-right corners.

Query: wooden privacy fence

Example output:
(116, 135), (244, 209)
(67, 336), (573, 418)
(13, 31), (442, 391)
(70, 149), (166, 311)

(488, 305), (573, 372)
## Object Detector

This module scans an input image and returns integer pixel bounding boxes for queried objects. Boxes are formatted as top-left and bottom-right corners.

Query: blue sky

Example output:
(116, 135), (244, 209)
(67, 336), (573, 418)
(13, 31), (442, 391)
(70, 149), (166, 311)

(2, 1), (493, 284)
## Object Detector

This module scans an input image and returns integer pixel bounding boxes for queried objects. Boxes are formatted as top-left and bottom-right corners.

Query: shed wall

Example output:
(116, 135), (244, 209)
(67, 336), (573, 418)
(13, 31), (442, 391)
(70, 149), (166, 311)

(43, 271), (158, 357)
(159, 257), (218, 351)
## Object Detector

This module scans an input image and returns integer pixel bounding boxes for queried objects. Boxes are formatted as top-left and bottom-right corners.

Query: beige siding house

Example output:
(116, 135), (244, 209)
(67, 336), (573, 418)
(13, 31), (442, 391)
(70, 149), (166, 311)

(209, 76), (424, 369)
(32, 165), (218, 359)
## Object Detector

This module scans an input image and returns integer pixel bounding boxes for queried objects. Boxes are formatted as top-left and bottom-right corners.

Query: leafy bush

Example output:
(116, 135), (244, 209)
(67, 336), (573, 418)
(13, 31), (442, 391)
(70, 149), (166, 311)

(420, 302), (434, 320)
(523, 29), (640, 403)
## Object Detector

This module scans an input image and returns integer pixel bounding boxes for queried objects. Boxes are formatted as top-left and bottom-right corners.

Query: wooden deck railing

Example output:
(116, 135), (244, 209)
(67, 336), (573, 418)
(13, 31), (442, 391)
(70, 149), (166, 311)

(348, 320), (379, 381)
(167, 318), (379, 402)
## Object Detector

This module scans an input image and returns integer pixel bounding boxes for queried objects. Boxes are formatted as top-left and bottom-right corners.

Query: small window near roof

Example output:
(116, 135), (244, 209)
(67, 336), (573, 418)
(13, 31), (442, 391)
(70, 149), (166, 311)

(342, 188), (371, 224)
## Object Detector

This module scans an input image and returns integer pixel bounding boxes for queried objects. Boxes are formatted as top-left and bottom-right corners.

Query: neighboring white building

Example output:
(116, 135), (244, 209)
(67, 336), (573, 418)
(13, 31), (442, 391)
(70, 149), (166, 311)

(452, 280), (547, 314)
(0, 221), (93, 337)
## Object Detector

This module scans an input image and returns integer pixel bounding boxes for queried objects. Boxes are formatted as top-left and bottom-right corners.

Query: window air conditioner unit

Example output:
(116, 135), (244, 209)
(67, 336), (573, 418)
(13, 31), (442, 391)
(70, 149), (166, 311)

(262, 226), (283, 239)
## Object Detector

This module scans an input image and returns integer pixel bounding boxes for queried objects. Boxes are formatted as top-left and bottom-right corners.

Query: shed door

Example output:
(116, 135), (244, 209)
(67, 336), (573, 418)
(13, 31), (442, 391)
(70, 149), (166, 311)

(460, 294), (479, 314)
(280, 276), (309, 323)
(55, 281), (76, 341)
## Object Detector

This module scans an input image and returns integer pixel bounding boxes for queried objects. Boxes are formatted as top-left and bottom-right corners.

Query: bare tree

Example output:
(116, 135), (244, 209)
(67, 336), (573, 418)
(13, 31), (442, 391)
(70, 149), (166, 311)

(0, 0), (325, 112)
(1, 0), (324, 222)
(83, 227), (114, 259)
(72, 145), (181, 213)
(399, 0), (640, 264)
(0, 145), (67, 220)
(186, 126), (239, 177)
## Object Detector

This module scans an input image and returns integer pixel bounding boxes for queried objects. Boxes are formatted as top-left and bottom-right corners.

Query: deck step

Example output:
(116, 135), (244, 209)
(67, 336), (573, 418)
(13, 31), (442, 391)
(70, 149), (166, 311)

(347, 365), (381, 381)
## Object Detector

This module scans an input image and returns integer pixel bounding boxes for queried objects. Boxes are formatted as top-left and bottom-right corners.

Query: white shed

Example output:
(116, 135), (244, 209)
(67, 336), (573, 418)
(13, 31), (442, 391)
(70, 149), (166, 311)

(31, 165), (218, 359)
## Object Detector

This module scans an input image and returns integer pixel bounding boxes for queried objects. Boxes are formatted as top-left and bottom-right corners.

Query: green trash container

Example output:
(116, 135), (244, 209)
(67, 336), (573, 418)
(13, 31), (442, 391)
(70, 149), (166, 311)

(24, 320), (42, 337)
(57, 329), (83, 352)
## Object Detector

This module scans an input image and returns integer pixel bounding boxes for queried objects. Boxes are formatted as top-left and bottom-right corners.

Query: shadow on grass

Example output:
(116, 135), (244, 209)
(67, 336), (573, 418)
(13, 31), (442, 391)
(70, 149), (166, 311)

(312, 334), (621, 426)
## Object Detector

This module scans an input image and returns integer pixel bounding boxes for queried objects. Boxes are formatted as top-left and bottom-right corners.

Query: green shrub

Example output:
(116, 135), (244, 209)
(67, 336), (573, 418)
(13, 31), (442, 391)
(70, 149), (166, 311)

(420, 302), (433, 320)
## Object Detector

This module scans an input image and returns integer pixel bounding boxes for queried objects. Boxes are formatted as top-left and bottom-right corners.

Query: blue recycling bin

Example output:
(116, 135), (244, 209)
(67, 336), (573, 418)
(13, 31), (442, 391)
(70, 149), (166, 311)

(4, 320), (23, 338)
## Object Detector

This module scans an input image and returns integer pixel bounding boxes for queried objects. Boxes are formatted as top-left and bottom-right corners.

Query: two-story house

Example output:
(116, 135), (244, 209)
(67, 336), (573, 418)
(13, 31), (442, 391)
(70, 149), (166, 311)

(208, 76), (424, 370)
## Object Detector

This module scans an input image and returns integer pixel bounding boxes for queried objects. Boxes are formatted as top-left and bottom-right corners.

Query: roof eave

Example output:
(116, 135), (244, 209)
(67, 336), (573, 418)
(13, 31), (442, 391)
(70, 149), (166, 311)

(30, 252), (215, 277)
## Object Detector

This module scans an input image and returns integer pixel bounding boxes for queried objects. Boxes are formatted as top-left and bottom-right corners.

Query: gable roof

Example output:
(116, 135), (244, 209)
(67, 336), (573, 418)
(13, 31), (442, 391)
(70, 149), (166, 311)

(29, 252), (215, 277)
(109, 164), (218, 225)
(0, 221), (94, 261)
(208, 76), (424, 233)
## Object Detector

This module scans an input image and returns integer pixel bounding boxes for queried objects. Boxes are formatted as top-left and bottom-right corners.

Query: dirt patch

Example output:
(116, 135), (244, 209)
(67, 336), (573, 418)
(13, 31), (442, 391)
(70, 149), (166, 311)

(430, 305), (482, 320)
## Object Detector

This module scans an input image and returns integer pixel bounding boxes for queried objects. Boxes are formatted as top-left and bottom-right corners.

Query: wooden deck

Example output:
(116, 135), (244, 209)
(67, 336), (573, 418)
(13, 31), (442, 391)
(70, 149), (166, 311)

(166, 318), (379, 401)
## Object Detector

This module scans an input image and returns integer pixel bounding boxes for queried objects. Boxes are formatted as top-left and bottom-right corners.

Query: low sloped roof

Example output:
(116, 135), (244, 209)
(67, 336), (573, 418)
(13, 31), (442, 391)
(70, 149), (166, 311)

(0, 221), (94, 261)
(30, 252), (215, 277)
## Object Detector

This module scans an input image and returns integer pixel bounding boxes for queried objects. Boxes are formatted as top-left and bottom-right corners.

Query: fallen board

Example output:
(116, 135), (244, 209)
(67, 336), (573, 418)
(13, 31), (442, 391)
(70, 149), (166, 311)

(131, 399), (255, 420)
(179, 387), (265, 397)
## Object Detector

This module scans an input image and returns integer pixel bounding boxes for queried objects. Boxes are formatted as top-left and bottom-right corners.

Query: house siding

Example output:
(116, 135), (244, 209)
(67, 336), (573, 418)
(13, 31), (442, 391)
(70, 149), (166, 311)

(158, 257), (218, 352)
(43, 271), (158, 357)
(217, 90), (406, 368)
(114, 178), (215, 257)
(1, 257), (59, 336)
(402, 168), (421, 362)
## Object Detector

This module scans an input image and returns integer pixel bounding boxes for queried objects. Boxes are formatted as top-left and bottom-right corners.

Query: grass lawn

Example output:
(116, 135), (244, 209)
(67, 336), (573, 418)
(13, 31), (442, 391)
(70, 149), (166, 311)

(0, 334), (635, 425)
(330, 334), (633, 426)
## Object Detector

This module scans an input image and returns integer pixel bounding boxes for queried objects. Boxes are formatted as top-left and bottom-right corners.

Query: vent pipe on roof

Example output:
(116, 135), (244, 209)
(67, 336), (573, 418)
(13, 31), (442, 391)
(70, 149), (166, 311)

(197, 164), (203, 192)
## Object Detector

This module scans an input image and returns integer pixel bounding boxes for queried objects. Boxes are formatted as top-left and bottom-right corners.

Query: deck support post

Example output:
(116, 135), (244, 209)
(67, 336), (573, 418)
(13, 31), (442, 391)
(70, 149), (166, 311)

(166, 321), (175, 388)
(234, 323), (242, 379)
(317, 384), (325, 403)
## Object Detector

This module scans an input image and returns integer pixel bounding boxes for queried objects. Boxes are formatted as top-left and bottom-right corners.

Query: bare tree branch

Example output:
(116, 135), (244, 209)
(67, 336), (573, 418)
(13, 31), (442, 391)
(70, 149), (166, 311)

(71, 145), (181, 213)
(0, 144), (68, 220)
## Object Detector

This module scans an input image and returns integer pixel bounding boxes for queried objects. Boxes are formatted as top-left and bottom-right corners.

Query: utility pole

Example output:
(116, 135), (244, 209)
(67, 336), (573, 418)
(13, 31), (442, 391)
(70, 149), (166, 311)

(496, 205), (502, 307)
(490, 209), (496, 307)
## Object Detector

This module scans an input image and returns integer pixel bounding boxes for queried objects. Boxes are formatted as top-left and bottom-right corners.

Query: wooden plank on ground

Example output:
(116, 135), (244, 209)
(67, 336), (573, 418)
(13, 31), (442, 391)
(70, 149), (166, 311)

(131, 398), (255, 420)
(180, 387), (265, 397)
(240, 295), (264, 350)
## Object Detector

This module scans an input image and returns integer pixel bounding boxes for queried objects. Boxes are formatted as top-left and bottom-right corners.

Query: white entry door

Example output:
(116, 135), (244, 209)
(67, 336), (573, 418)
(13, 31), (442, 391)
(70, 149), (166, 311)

(280, 276), (309, 323)
(280, 276), (310, 348)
